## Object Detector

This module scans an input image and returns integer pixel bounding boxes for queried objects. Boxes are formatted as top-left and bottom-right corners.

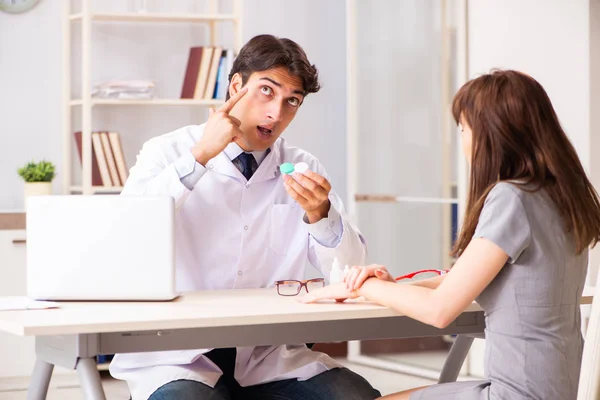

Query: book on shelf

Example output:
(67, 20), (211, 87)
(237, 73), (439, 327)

(108, 132), (129, 184)
(215, 49), (234, 99)
(194, 47), (214, 99)
(73, 131), (129, 188)
(180, 47), (204, 99)
(203, 46), (223, 99)
(91, 132), (113, 186)
(181, 46), (233, 100)
(73, 131), (103, 186)
(100, 132), (121, 186)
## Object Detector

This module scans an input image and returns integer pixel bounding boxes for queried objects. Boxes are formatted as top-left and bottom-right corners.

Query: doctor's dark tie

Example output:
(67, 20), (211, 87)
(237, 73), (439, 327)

(236, 152), (257, 180)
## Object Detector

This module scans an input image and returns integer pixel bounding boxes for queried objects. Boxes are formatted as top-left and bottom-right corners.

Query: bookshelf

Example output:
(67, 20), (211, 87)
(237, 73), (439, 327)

(62, 0), (242, 195)
(68, 12), (238, 23)
(69, 98), (225, 107)
(69, 185), (123, 194)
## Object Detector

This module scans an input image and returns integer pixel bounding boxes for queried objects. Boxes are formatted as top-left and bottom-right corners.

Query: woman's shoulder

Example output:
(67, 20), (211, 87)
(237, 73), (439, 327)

(486, 181), (529, 204)
(487, 181), (557, 222)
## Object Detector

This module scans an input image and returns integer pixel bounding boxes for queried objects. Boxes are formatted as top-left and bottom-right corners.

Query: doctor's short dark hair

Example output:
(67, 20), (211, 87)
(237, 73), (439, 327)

(226, 34), (321, 100)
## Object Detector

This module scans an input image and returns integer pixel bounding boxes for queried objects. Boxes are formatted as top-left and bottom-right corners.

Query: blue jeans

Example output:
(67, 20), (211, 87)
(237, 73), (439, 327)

(148, 367), (381, 400)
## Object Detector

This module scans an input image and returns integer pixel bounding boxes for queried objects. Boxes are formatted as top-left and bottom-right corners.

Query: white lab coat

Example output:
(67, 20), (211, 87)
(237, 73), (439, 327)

(109, 124), (367, 400)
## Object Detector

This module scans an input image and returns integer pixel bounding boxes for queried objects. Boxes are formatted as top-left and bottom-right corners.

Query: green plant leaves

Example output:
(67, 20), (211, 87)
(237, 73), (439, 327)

(17, 160), (56, 182)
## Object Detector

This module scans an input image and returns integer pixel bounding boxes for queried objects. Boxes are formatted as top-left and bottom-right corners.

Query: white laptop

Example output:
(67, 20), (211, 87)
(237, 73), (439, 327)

(26, 195), (178, 301)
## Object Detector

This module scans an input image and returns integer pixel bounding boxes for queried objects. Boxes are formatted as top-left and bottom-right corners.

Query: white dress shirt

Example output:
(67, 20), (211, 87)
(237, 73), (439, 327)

(109, 124), (367, 400)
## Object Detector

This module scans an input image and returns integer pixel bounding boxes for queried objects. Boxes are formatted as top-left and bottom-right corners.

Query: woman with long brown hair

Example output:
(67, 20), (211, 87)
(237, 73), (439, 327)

(302, 70), (600, 399)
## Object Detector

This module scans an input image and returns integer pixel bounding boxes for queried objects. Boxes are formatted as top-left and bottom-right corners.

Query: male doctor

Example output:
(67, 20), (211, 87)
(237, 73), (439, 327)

(110, 34), (380, 400)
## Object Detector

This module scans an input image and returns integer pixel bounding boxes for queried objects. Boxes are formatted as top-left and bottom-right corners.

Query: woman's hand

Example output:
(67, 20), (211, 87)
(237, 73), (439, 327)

(344, 264), (395, 291)
(300, 283), (359, 304)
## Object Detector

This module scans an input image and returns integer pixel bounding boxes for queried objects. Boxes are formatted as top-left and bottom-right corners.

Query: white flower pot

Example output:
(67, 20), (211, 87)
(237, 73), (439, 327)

(23, 182), (53, 210)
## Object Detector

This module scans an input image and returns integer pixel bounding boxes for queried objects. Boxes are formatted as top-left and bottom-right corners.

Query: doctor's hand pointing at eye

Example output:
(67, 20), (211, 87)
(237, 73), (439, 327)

(191, 87), (248, 166)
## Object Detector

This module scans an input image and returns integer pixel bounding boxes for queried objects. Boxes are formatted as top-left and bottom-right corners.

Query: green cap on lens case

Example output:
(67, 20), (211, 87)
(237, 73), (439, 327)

(279, 162), (295, 175)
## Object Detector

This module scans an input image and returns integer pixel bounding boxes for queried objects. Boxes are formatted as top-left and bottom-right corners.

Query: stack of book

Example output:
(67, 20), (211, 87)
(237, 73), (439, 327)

(181, 47), (234, 100)
(73, 131), (129, 187)
(92, 80), (155, 99)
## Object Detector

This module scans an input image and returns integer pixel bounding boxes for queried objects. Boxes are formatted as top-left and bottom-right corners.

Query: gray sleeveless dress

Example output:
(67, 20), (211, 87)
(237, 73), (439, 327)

(411, 182), (587, 400)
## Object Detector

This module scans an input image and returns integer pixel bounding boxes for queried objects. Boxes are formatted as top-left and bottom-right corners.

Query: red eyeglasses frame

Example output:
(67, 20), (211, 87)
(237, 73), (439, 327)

(395, 269), (449, 281)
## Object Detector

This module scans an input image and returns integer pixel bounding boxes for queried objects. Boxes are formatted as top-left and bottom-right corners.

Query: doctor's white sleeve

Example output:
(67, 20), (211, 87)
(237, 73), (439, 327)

(307, 190), (368, 278)
(303, 204), (343, 248)
(121, 139), (203, 210)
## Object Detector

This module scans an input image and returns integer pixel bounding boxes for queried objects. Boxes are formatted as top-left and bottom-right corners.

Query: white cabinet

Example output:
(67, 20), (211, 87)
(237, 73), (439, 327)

(0, 229), (37, 379)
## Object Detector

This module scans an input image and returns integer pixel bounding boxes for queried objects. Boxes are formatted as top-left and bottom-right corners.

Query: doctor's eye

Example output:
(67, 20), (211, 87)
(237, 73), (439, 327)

(260, 86), (273, 96)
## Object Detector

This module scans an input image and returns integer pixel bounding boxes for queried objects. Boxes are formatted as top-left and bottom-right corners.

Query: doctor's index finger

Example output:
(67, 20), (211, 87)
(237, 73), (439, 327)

(218, 87), (248, 114)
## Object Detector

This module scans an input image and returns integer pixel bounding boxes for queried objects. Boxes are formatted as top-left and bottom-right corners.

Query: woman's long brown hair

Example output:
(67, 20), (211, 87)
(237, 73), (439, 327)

(451, 70), (600, 257)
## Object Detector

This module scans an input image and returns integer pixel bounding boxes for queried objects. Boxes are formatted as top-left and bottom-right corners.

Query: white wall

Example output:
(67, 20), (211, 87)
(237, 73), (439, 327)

(0, 0), (347, 210)
(469, 0), (590, 168)
(0, 0), (62, 210)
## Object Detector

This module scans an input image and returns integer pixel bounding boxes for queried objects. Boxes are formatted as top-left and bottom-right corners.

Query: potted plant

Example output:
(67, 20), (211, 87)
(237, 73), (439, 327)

(17, 160), (56, 209)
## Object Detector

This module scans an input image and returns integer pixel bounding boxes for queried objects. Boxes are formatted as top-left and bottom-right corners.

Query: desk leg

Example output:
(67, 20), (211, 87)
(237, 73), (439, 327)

(27, 359), (54, 400)
(438, 335), (475, 383)
(76, 357), (106, 400)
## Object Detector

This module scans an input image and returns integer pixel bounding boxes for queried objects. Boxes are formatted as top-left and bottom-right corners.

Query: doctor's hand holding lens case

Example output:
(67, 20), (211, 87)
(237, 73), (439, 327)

(279, 162), (332, 223)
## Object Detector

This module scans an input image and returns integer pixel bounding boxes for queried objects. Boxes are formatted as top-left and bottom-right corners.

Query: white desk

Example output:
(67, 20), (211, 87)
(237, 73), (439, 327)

(0, 288), (593, 400)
